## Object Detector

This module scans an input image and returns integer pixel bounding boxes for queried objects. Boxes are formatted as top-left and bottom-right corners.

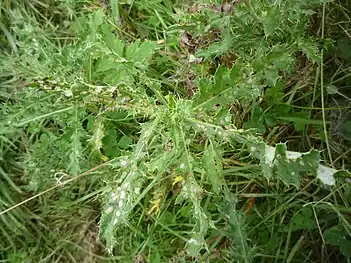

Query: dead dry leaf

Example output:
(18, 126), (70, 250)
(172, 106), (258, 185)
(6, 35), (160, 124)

(188, 54), (203, 64)
(180, 33), (193, 48)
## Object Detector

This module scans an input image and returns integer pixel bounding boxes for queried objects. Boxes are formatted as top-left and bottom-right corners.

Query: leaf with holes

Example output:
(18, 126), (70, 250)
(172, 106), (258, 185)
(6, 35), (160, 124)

(202, 142), (223, 194)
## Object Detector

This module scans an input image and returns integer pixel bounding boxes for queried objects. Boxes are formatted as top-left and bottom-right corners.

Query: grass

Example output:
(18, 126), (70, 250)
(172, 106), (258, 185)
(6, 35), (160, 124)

(1, 0), (351, 262)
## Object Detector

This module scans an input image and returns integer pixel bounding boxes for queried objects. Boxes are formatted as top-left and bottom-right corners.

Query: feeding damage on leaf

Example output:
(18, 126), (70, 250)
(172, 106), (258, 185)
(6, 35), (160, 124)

(1, 0), (350, 262)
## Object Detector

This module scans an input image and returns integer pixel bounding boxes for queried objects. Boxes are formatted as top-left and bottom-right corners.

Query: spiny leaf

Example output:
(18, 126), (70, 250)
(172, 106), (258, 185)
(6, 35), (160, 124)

(179, 173), (209, 256)
(223, 187), (253, 263)
(100, 117), (162, 252)
(297, 37), (320, 63)
(203, 141), (223, 194)
(129, 41), (157, 65)
(100, 170), (144, 253)
(88, 9), (105, 41)
(124, 40), (157, 68)
(176, 144), (209, 256)
(89, 117), (105, 157)
(202, 125), (329, 188)
(194, 63), (261, 110)
(261, 6), (281, 37)
(133, 117), (161, 161)
(102, 24), (125, 56)
(260, 144), (320, 188)
(68, 107), (83, 175)
(195, 28), (233, 59)
(273, 143), (303, 188)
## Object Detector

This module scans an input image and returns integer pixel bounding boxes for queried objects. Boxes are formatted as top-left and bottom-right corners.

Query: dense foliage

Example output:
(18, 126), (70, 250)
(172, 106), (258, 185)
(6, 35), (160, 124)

(1, 0), (351, 262)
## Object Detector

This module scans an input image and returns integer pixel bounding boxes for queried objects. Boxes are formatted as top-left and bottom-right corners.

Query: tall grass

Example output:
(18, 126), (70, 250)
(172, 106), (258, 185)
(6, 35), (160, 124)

(1, 0), (351, 262)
